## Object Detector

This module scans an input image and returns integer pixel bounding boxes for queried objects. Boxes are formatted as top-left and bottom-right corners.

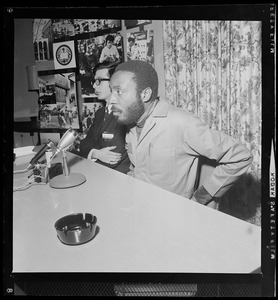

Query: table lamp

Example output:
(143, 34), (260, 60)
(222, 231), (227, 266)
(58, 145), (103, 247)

(49, 128), (86, 189)
(26, 64), (40, 116)
(26, 65), (39, 91)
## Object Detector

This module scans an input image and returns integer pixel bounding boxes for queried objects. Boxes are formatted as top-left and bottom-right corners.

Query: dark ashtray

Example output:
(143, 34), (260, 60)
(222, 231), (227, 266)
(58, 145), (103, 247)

(55, 213), (97, 245)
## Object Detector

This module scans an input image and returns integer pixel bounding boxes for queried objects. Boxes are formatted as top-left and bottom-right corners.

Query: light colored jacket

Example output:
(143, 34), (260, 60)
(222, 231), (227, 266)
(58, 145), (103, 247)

(126, 99), (253, 199)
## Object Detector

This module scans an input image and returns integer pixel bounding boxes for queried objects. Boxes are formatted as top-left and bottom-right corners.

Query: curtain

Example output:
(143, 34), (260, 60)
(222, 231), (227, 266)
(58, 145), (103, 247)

(162, 20), (262, 180)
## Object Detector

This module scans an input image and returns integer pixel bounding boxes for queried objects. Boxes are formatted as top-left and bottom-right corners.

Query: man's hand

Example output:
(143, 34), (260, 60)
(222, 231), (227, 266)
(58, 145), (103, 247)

(92, 146), (122, 164)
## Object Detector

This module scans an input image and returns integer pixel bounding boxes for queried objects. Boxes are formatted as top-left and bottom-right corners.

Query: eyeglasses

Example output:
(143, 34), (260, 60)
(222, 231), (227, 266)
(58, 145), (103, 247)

(93, 78), (110, 86)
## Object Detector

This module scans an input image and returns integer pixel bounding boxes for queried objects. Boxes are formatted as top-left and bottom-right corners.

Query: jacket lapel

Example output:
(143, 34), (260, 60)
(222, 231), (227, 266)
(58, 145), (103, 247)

(101, 108), (114, 132)
(137, 99), (169, 146)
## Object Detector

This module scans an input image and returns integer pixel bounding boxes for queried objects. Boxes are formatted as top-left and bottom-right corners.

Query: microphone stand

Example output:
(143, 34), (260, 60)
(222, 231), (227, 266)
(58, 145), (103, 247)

(62, 149), (70, 177)
(49, 149), (86, 189)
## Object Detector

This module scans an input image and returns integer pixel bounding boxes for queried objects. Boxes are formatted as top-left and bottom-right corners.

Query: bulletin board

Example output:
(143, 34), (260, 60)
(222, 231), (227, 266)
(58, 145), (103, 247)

(33, 18), (124, 132)
(32, 18), (161, 133)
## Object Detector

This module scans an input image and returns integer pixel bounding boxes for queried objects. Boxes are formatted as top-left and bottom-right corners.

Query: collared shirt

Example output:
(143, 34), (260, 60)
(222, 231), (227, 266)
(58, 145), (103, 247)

(104, 104), (112, 121)
(105, 104), (112, 114)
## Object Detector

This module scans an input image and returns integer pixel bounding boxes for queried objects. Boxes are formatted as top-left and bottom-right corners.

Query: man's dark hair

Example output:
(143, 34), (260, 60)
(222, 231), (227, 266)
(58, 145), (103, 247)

(93, 61), (119, 78)
(115, 60), (158, 101)
(105, 34), (115, 43)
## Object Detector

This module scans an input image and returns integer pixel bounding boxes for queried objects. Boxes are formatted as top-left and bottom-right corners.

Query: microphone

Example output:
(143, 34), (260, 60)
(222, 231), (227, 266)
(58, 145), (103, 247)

(49, 128), (86, 189)
(52, 128), (79, 159)
(27, 140), (54, 169)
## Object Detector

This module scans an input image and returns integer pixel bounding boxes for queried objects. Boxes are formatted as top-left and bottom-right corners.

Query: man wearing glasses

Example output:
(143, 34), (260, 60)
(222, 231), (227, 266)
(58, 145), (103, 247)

(78, 61), (130, 174)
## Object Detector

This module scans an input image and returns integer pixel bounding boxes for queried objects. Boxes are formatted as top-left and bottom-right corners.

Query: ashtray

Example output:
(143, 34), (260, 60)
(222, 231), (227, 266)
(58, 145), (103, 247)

(54, 213), (97, 245)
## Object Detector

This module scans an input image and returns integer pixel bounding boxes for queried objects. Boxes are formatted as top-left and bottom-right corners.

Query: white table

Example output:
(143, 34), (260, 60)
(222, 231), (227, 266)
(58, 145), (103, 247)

(13, 151), (261, 273)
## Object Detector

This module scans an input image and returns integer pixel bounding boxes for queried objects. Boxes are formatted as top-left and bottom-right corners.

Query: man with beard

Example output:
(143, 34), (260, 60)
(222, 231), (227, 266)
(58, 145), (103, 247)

(109, 60), (253, 205)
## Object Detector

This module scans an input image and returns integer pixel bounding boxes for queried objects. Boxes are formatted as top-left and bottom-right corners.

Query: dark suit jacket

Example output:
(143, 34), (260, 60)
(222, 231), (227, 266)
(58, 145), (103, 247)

(78, 106), (130, 174)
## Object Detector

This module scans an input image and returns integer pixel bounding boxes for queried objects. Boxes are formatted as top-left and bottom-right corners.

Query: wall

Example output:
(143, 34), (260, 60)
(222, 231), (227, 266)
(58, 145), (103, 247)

(14, 19), (38, 120)
(14, 131), (39, 148)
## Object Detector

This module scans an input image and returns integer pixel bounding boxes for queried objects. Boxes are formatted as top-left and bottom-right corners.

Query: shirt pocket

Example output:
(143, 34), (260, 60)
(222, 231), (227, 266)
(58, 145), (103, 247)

(148, 148), (176, 186)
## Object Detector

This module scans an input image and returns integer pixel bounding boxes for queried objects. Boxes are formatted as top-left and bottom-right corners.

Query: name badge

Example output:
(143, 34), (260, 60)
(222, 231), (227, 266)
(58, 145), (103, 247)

(102, 132), (114, 141)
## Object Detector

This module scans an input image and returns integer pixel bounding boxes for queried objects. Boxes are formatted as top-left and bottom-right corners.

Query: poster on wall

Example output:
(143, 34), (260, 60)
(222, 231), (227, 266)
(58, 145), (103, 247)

(127, 29), (154, 66)
(74, 19), (121, 35)
(53, 40), (77, 69)
(52, 19), (75, 41)
(37, 70), (81, 130)
(77, 32), (123, 97)
(33, 19), (54, 61)
(81, 100), (105, 133)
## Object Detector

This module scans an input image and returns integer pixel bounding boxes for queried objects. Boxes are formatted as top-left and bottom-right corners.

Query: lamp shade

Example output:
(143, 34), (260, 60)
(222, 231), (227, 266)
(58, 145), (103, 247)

(26, 65), (39, 91)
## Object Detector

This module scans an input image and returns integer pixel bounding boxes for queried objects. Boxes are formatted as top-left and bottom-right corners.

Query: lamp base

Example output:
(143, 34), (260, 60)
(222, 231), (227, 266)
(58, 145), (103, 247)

(50, 173), (86, 189)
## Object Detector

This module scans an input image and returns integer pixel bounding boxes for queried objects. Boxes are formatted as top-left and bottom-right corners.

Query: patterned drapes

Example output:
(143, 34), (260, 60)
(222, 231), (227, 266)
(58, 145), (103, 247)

(162, 20), (262, 180)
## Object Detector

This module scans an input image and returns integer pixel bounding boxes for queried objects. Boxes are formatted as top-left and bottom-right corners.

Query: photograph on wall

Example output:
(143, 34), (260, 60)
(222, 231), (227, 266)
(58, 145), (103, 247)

(53, 40), (77, 70)
(37, 70), (81, 130)
(127, 29), (154, 66)
(81, 100), (105, 133)
(52, 19), (75, 41)
(77, 32), (123, 97)
(124, 20), (152, 29)
(74, 19), (121, 35)
(33, 19), (54, 61)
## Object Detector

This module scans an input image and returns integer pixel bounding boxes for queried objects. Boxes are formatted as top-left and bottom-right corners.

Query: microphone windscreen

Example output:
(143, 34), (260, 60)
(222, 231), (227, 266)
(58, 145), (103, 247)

(57, 128), (78, 151)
